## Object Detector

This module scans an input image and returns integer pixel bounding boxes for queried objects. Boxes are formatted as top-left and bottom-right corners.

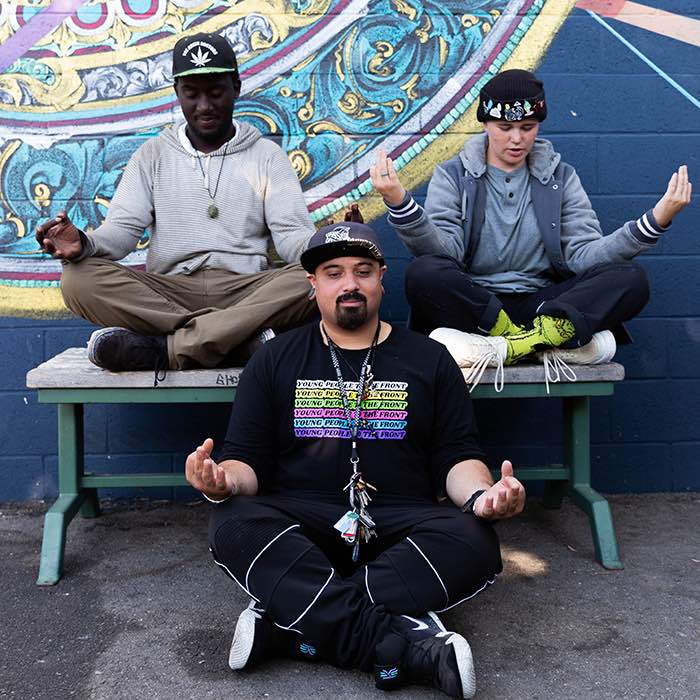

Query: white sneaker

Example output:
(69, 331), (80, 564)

(536, 330), (616, 365)
(429, 328), (506, 392)
(535, 330), (616, 393)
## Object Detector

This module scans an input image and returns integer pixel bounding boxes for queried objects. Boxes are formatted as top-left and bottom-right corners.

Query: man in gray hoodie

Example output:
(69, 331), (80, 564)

(371, 69), (692, 373)
(35, 32), (316, 377)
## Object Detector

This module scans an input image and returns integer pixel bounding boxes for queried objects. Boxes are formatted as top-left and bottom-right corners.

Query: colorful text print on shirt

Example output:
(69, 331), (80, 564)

(294, 379), (408, 440)
(0, 0), (574, 315)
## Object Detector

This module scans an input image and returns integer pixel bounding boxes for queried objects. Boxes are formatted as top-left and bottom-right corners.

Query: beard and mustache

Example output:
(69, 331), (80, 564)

(335, 291), (368, 330)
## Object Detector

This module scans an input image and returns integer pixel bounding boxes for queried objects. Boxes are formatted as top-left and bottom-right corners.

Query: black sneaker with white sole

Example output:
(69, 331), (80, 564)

(374, 620), (475, 698)
(403, 630), (475, 698)
(87, 327), (169, 385)
(229, 600), (320, 670)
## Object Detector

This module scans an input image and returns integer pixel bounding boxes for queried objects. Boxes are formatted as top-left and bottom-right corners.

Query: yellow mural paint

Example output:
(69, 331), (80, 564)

(349, 0), (578, 224)
(0, 285), (71, 319)
(0, 0), (577, 317)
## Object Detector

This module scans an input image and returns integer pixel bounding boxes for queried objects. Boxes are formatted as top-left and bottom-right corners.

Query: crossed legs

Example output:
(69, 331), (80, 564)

(208, 495), (501, 671)
(61, 258), (316, 368)
(405, 255), (650, 346)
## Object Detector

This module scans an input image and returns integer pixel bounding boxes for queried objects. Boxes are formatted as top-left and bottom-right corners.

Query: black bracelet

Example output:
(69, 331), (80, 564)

(460, 489), (486, 514)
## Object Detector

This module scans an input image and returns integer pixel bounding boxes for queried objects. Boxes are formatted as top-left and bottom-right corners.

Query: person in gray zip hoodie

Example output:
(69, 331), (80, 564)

(371, 69), (692, 367)
(35, 32), (317, 376)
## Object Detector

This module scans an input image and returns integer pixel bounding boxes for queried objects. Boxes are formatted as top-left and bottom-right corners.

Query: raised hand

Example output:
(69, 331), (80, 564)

(370, 150), (406, 206)
(35, 211), (83, 260)
(344, 203), (364, 223)
(652, 165), (692, 228)
(473, 460), (525, 521)
(185, 437), (234, 501)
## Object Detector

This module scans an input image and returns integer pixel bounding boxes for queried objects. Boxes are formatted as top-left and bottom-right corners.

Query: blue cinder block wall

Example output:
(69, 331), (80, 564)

(1, 3), (698, 500)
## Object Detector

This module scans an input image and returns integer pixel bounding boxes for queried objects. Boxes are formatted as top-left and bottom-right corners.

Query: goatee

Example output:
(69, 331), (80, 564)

(336, 292), (368, 330)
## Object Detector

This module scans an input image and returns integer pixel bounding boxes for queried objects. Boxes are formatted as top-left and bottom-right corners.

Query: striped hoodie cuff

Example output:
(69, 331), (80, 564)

(634, 209), (671, 242)
(386, 193), (423, 226)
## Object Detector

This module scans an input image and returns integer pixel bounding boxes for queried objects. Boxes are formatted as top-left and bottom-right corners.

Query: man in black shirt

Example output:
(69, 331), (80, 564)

(185, 222), (525, 698)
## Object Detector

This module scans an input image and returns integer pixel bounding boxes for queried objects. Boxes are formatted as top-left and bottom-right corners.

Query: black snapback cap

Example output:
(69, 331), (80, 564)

(172, 32), (239, 79)
(301, 222), (385, 273)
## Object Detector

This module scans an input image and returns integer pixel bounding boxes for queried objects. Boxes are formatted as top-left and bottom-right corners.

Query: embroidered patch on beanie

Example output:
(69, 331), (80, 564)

(477, 69), (547, 122)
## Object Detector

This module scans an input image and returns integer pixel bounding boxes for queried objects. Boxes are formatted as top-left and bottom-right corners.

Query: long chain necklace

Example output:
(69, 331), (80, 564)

(196, 145), (228, 219)
(323, 321), (381, 562)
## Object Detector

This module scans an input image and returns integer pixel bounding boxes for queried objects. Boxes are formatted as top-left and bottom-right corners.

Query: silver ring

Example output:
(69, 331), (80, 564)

(381, 171), (389, 176)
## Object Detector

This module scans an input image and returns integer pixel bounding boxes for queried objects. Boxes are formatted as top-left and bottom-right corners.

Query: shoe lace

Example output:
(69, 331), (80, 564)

(463, 349), (504, 393)
(541, 351), (577, 394)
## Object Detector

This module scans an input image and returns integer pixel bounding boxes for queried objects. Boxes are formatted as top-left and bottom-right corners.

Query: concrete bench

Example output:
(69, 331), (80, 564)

(27, 347), (625, 585)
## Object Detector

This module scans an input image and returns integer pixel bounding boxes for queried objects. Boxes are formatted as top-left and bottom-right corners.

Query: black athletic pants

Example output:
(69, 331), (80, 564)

(405, 256), (650, 346)
(209, 494), (501, 671)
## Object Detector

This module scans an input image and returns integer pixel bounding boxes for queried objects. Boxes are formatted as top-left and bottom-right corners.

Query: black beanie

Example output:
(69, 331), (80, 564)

(477, 69), (547, 122)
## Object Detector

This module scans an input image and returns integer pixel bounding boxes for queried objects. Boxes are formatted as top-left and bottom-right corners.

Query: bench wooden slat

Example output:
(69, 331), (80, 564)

(26, 347), (624, 389)
(26, 348), (243, 389)
(463, 362), (624, 384)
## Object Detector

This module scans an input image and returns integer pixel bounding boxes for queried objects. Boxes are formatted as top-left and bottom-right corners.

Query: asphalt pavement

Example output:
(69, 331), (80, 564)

(1, 493), (698, 700)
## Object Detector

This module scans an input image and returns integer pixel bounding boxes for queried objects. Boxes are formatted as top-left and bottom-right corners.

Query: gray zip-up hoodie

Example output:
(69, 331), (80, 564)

(81, 121), (315, 274)
(388, 132), (667, 281)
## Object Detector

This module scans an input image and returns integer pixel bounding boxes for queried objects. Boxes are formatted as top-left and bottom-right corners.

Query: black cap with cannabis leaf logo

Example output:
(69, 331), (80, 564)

(172, 32), (239, 80)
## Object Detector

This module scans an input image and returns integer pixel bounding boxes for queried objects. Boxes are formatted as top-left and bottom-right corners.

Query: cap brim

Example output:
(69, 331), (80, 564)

(301, 240), (384, 273)
(173, 67), (239, 79)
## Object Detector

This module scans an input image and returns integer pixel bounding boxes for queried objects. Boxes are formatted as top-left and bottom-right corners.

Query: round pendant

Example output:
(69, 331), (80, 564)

(207, 204), (219, 219)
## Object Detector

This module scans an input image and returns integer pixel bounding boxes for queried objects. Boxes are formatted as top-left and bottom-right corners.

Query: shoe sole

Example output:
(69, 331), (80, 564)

(228, 604), (257, 670)
(86, 327), (127, 367)
(448, 632), (476, 699)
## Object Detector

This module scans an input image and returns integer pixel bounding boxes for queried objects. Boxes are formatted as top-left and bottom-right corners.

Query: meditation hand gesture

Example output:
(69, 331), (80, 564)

(370, 150), (407, 206)
(185, 438), (235, 501)
(35, 211), (83, 260)
(652, 165), (692, 228)
(473, 461), (526, 521)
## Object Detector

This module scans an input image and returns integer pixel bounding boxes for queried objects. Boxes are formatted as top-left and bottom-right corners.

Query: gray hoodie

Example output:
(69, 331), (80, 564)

(81, 121), (315, 275)
(388, 132), (666, 284)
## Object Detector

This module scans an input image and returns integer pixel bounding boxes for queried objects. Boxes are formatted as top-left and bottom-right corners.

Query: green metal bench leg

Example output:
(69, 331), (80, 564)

(564, 396), (623, 570)
(570, 485), (623, 570)
(37, 493), (86, 585)
(36, 403), (85, 585)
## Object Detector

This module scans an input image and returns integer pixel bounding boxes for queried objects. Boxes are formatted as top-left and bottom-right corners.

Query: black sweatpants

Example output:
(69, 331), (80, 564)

(209, 494), (501, 671)
(405, 256), (650, 346)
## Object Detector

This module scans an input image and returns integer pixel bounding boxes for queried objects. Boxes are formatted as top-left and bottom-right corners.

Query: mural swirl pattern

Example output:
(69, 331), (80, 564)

(0, 0), (574, 315)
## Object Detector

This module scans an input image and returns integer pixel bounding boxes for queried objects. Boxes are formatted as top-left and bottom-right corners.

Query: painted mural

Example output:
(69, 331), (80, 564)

(0, 0), (574, 316)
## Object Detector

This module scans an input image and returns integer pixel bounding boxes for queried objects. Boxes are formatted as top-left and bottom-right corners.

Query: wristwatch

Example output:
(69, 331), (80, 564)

(461, 489), (486, 515)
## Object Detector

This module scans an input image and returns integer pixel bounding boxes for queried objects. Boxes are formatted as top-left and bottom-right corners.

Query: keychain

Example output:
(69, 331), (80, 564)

(325, 321), (381, 561)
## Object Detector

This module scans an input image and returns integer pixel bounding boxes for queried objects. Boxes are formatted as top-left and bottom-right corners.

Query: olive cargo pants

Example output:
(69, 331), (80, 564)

(61, 257), (316, 369)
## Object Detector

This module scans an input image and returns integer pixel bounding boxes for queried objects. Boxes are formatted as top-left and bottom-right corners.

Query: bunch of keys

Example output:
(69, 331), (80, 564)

(344, 471), (377, 511)
(335, 471), (378, 560)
